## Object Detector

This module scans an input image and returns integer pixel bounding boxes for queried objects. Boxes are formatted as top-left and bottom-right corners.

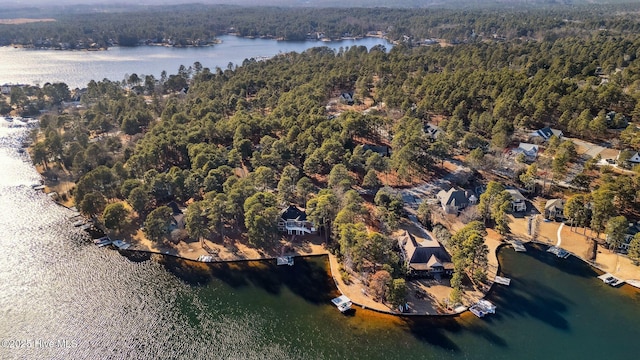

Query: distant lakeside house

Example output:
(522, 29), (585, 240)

(362, 144), (391, 157)
(278, 205), (315, 235)
(424, 123), (443, 142)
(339, 92), (354, 105)
(398, 230), (453, 278)
(512, 143), (539, 162)
(629, 152), (640, 164)
(531, 126), (563, 141)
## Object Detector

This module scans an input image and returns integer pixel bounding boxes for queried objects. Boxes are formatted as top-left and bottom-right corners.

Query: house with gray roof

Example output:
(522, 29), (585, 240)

(506, 189), (527, 212)
(513, 143), (539, 162)
(436, 188), (475, 214)
(545, 199), (565, 220)
(424, 123), (443, 142)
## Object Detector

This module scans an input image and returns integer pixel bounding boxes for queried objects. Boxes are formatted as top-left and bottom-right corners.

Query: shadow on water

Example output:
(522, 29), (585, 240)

(520, 243), (599, 279)
(157, 254), (335, 305)
(403, 317), (463, 352)
(119, 250), (152, 263)
(487, 245), (582, 331)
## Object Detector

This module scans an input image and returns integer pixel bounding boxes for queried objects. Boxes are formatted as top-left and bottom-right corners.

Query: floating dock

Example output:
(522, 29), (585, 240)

(331, 295), (353, 313)
(598, 273), (625, 287)
(494, 276), (511, 286)
(469, 299), (496, 318)
(547, 246), (570, 258)
(277, 256), (294, 266)
(511, 241), (526, 252)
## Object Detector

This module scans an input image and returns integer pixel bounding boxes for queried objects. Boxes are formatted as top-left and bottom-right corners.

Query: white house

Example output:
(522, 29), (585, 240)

(629, 152), (640, 164)
(506, 189), (527, 212)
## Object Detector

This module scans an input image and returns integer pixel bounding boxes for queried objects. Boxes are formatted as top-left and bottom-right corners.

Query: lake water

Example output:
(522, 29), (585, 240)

(0, 35), (391, 89)
(1, 122), (639, 359)
(1, 37), (640, 358)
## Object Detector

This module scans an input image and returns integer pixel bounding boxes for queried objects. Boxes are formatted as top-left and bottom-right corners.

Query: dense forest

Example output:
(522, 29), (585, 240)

(17, 5), (640, 305)
(3, 4), (640, 48)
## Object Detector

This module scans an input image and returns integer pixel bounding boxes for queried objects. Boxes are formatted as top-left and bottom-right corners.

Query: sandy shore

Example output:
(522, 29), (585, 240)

(513, 213), (640, 289)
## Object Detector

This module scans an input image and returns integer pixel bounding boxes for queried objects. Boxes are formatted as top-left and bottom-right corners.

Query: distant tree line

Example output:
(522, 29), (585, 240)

(4, 4), (640, 48)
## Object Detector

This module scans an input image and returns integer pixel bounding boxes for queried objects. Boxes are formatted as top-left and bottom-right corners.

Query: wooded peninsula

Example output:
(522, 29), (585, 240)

(6, 3), (640, 313)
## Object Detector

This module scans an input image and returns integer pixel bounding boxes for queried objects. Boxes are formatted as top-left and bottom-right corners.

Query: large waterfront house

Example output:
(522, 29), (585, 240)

(619, 222), (640, 252)
(436, 188), (477, 214)
(278, 205), (315, 235)
(545, 199), (565, 221)
(506, 189), (527, 213)
(398, 230), (453, 278)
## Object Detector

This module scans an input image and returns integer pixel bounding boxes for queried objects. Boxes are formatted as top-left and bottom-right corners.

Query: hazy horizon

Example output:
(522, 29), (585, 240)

(0, 0), (633, 10)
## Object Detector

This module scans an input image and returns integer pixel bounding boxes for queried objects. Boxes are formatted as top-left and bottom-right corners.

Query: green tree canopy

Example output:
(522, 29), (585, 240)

(102, 202), (129, 232)
(144, 205), (173, 243)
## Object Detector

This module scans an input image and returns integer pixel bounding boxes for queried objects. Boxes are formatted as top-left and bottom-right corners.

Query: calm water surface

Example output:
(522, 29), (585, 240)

(0, 35), (391, 89)
(1, 122), (639, 359)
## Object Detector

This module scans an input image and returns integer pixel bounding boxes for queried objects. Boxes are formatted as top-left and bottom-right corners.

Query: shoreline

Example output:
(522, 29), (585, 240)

(46, 184), (640, 320)
(4, 33), (390, 52)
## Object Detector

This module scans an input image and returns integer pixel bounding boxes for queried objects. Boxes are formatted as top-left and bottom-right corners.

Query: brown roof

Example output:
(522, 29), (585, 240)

(398, 230), (452, 270)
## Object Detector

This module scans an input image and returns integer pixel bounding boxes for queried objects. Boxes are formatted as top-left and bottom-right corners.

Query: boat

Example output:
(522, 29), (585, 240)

(598, 273), (625, 287)
(197, 255), (214, 262)
(469, 299), (496, 318)
(94, 236), (110, 244)
(276, 256), (294, 266)
(331, 295), (353, 313)
(547, 246), (570, 258)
